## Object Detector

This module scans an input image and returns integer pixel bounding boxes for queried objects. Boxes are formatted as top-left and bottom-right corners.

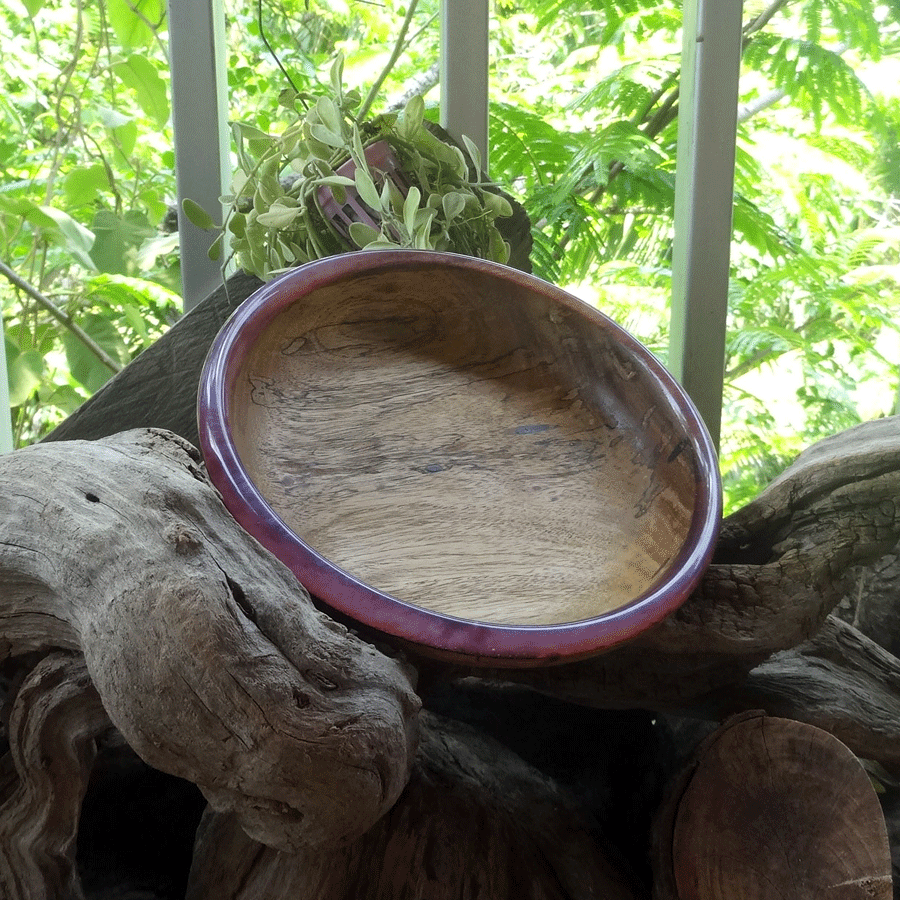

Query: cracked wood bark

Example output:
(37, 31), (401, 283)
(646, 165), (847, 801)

(0, 653), (110, 900)
(694, 615), (900, 766)
(0, 428), (420, 891)
(184, 711), (640, 900)
(650, 712), (893, 900)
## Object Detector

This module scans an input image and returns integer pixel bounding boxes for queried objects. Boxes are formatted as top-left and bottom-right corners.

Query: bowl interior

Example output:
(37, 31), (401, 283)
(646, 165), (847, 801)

(222, 257), (710, 632)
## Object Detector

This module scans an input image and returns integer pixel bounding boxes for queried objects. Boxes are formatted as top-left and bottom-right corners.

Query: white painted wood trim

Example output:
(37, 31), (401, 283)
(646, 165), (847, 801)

(166, 0), (231, 311)
(669, 0), (744, 451)
(440, 0), (490, 169)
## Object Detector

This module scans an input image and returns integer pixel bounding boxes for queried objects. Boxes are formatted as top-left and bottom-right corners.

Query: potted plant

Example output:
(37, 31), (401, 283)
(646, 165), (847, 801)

(185, 55), (517, 283)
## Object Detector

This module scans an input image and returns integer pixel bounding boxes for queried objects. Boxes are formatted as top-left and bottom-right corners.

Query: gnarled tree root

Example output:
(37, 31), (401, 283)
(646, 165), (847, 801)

(0, 653), (109, 900)
(185, 710), (641, 900)
(0, 428), (420, 897)
(2, 420), (900, 897)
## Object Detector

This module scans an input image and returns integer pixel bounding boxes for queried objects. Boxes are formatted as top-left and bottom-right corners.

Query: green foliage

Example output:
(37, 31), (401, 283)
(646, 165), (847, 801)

(214, 79), (512, 281)
(0, 0), (180, 445)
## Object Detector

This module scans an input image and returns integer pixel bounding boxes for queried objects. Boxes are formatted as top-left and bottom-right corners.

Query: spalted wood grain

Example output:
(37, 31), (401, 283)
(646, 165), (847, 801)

(228, 261), (699, 629)
(0, 428), (419, 854)
(185, 711), (641, 900)
(0, 653), (109, 900)
(652, 712), (892, 900)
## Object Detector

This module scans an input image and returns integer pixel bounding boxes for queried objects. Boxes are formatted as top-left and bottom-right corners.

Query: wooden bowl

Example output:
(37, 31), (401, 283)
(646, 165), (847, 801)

(198, 251), (721, 666)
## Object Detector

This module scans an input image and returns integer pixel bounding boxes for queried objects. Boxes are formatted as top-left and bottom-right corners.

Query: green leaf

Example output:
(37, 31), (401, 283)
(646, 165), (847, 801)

(403, 186), (421, 234)
(483, 191), (513, 219)
(21, 204), (96, 269)
(88, 209), (154, 275)
(354, 167), (381, 210)
(64, 164), (110, 208)
(107, 0), (164, 49)
(309, 123), (346, 149)
(330, 52), (345, 100)
(314, 175), (357, 189)
(111, 54), (169, 126)
(401, 95), (425, 138)
(6, 344), (44, 407)
(232, 121), (274, 148)
(61, 313), (127, 393)
(21, 0), (44, 16)
(97, 106), (133, 130)
(208, 233), (223, 261)
(182, 198), (217, 230)
(348, 221), (381, 248)
(42, 384), (86, 416)
(255, 203), (302, 228)
(113, 121), (138, 159)
(414, 208), (437, 249)
(315, 95), (343, 135)
(441, 191), (466, 222)
(461, 134), (482, 175)
(363, 239), (402, 250)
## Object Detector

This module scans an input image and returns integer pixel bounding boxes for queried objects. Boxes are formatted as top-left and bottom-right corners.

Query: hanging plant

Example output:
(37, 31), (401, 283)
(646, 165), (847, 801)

(186, 55), (514, 282)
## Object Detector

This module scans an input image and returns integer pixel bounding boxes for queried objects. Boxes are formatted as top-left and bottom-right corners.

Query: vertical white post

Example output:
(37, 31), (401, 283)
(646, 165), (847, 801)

(669, 0), (743, 451)
(0, 321), (13, 452)
(166, 0), (231, 311)
(440, 0), (490, 169)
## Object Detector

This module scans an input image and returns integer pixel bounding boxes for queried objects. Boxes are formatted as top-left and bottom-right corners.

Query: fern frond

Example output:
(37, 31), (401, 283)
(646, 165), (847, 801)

(489, 102), (583, 189)
(743, 35), (873, 128)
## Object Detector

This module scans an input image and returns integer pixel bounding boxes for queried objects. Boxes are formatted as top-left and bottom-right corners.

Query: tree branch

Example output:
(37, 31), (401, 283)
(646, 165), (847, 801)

(0, 258), (122, 374)
(358, 0), (422, 121)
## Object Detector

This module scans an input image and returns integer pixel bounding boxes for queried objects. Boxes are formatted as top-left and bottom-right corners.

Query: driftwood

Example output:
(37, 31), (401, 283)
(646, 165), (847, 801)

(0, 429), (419, 898)
(3, 350), (900, 896)
(185, 711), (639, 900)
(0, 420), (898, 896)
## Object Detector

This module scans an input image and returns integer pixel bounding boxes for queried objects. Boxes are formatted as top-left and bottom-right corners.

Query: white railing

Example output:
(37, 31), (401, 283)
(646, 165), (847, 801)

(166, 0), (741, 450)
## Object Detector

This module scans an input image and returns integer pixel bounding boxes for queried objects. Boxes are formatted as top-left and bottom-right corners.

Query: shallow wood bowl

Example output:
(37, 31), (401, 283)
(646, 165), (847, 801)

(198, 251), (721, 667)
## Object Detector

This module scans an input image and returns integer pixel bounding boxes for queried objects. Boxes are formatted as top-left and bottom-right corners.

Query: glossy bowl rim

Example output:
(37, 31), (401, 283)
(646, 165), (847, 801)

(198, 250), (722, 666)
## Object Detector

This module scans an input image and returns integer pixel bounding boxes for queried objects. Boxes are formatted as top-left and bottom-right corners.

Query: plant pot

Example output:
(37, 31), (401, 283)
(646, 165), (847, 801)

(315, 140), (409, 246)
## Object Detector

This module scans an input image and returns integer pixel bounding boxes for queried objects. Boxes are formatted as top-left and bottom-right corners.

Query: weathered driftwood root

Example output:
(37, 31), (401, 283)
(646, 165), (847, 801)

(0, 653), (109, 900)
(695, 614), (900, 766)
(0, 428), (420, 893)
(185, 710), (641, 900)
(651, 711), (893, 900)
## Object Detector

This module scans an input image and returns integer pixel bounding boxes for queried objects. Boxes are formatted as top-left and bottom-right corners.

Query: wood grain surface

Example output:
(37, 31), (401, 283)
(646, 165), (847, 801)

(230, 265), (697, 626)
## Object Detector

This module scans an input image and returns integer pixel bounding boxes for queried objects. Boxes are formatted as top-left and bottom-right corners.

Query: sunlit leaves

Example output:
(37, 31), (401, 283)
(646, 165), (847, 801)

(743, 34), (870, 128)
(107, 0), (164, 50)
(111, 55), (169, 127)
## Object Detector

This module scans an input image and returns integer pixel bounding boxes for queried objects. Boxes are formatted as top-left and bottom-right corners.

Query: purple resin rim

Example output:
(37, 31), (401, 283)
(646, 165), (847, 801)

(198, 250), (722, 667)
